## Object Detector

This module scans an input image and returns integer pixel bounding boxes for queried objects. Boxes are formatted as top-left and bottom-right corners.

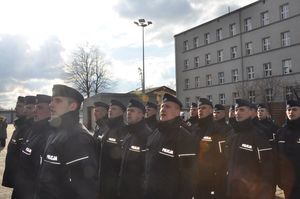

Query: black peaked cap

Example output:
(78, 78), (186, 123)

(94, 101), (109, 110)
(110, 99), (126, 111)
(17, 96), (25, 103)
(198, 98), (213, 107)
(24, 96), (36, 105)
(146, 101), (158, 110)
(162, 93), (182, 108)
(257, 103), (267, 109)
(214, 104), (225, 111)
(52, 84), (84, 104)
(286, 100), (300, 108)
(191, 102), (197, 108)
(128, 99), (145, 113)
(235, 99), (252, 108)
(36, 94), (51, 104)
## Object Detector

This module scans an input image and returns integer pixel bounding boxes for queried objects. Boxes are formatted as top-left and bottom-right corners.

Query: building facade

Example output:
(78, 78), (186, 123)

(175, 0), (300, 110)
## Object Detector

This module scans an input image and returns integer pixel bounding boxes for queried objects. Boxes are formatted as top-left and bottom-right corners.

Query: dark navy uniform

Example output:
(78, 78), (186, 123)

(145, 115), (158, 131)
(144, 117), (197, 199)
(99, 115), (126, 199)
(35, 111), (98, 199)
(118, 119), (152, 199)
(226, 118), (274, 199)
(277, 117), (300, 199)
(14, 118), (53, 199)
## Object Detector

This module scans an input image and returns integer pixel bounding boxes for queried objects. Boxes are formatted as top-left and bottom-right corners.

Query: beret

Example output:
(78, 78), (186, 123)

(52, 84), (84, 104)
(24, 96), (36, 105)
(94, 101), (109, 110)
(110, 99), (126, 111)
(162, 93), (182, 108)
(36, 94), (51, 104)
(198, 98), (213, 107)
(127, 99), (145, 113)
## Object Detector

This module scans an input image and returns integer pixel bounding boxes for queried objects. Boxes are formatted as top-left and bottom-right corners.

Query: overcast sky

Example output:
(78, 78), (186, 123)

(0, 0), (257, 109)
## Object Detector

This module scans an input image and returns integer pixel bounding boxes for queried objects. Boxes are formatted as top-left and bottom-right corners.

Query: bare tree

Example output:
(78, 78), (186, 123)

(65, 43), (110, 97)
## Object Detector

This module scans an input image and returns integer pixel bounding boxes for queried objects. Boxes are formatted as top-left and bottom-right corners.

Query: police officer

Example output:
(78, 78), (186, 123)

(14, 94), (53, 199)
(144, 93), (197, 199)
(99, 99), (126, 199)
(145, 101), (158, 130)
(2, 96), (35, 194)
(228, 105), (236, 128)
(225, 99), (274, 199)
(93, 101), (109, 140)
(213, 104), (232, 134)
(277, 99), (300, 199)
(35, 84), (98, 199)
(186, 102), (198, 128)
(0, 115), (7, 148)
(194, 99), (228, 199)
(257, 104), (279, 140)
(118, 99), (152, 199)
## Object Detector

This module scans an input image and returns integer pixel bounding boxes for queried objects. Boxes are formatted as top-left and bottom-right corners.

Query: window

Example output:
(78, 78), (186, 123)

(204, 33), (210, 44)
(232, 92), (240, 103)
(184, 59), (189, 70)
(249, 90), (256, 103)
(206, 74), (212, 86)
(217, 50), (223, 62)
(205, 53), (211, 65)
(261, 11), (269, 26)
(218, 72), (225, 84)
(245, 42), (253, 55)
(193, 37), (199, 48)
(219, 93), (226, 105)
(207, 95), (212, 102)
(194, 56), (200, 68)
(195, 76), (200, 88)
(183, 40), (189, 51)
(283, 59), (292, 75)
(280, 4), (289, 20)
(263, 63), (272, 77)
(281, 31), (290, 47)
(184, 78), (190, 89)
(247, 66), (254, 80)
(231, 46), (237, 59)
(229, 23), (237, 36)
(285, 86), (293, 100)
(244, 18), (252, 31)
(232, 69), (239, 82)
(262, 37), (271, 51)
(185, 97), (190, 108)
(216, 28), (223, 41)
(265, 88), (273, 102)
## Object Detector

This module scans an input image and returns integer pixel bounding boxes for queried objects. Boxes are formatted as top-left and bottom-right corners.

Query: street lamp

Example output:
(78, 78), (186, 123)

(134, 18), (152, 94)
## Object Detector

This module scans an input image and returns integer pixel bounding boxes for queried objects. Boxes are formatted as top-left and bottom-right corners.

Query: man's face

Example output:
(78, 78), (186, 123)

(235, 106), (252, 122)
(49, 96), (77, 119)
(198, 105), (213, 119)
(160, 101), (180, 121)
(286, 106), (300, 121)
(108, 105), (124, 119)
(94, 107), (108, 121)
(24, 104), (36, 119)
(213, 110), (225, 121)
(15, 102), (25, 118)
(257, 108), (269, 120)
(145, 107), (157, 118)
(127, 107), (144, 124)
(34, 103), (51, 122)
(189, 107), (198, 118)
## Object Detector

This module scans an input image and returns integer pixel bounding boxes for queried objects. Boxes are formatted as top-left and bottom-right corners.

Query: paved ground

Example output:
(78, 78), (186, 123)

(0, 124), (285, 199)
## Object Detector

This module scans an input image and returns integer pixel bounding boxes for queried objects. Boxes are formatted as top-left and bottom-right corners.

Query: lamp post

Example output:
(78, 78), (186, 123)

(134, 18), (152, 94)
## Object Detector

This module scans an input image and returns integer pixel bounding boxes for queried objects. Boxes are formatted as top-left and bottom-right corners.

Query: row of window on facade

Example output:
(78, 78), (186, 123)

(183, 31), (291, 70)
(183, 3), (289, 51)
(184, 86), (294, 108)
(184, 59), (292, 89)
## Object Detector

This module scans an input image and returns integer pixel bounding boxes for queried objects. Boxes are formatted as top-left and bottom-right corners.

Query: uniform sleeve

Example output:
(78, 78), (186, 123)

(177, 127), (199, 199)
(63, 133), (99, 199)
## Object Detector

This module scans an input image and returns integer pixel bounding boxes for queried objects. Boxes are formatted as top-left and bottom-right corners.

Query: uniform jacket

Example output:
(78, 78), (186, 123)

(14, 118), (54, 199)
(2, 117), (32, 188)
(277, 117), (300, 199)
(144, 116), (198, 199)
(145, 115), (158, 131)
(99, 115), (126, 199)
(0, 117), (7, 139)
(35, 111), (98, 199)
(225, 119), (274, 199)
(118, 119), (152, 199)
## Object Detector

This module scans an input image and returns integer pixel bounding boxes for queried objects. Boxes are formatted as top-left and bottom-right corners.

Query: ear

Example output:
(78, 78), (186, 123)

(69, 102), (79, 111)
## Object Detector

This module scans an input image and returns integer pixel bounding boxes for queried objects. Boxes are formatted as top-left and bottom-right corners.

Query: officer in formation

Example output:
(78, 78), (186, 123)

(213, 104), (232, 134)
(0, 115), (8, 148)
(186, 102), (198, 127)
(93, 101), (109, 140)
(144, 101), (158, 130)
